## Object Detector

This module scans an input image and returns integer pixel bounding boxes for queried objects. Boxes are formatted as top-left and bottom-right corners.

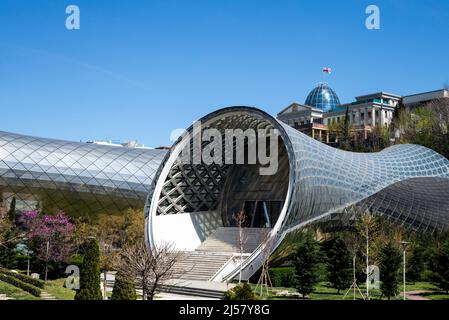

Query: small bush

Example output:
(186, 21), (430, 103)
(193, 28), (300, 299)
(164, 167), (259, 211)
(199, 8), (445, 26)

(269, 267), (295, 288)
(0, 268), (45, 288)
(111, 271), (137, 300)
(223, 283), (256, 300)
(0, 273), (41, 297)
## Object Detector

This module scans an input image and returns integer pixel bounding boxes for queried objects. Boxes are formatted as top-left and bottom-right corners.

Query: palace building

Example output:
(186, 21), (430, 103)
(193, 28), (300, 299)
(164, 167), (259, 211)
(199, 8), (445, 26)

(277, 83), (448, 143)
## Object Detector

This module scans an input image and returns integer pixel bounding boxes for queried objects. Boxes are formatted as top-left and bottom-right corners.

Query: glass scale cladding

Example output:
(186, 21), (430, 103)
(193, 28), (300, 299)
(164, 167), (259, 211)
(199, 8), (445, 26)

(0, 131), (166, 218)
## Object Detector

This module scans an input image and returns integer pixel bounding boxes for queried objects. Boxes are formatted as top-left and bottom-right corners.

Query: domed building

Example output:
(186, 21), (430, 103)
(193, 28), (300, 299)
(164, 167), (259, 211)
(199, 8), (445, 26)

(305, 82), (341, 112)
(277, 83), (402, 144)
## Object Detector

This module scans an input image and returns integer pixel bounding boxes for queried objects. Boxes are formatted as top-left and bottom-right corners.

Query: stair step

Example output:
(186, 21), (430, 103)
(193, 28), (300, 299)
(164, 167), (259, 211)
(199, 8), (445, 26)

(196, 227), (270, 253)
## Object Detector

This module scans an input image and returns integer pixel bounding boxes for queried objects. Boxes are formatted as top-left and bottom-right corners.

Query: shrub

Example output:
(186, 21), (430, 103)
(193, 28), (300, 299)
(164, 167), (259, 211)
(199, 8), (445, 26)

(0, 273), (41, 297)
(0, 268), (45, 288)
(223, 283), (256, 300)
(74, 238), (102, 300)
(111, 271), (137, 300)
(269, 267), (295, 288)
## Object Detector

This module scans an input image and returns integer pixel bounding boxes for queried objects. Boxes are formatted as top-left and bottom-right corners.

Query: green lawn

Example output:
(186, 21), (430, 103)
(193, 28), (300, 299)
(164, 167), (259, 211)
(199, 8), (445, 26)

(0, 280), (40, 300)
(252, 281), (449, 300)
(44, 278), (76, 300)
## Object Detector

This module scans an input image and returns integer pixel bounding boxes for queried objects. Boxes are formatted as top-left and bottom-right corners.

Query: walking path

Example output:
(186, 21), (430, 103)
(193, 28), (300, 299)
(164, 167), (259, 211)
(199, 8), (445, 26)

(40, 291), (58, 300)
(400, 290), (432, 300)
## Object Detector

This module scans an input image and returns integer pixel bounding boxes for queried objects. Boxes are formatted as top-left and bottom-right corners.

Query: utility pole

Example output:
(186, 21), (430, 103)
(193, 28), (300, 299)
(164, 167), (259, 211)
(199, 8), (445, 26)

(365, 225), (369, 299)
(26, 249), (30, 276)
(45, 240), (49, 282)
(400, 241), (409, 300)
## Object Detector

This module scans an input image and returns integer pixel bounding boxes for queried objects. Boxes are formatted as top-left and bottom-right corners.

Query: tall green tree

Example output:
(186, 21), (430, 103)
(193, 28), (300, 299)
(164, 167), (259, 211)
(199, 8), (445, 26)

(75, 238), (102, 300)
(407, 244), (425, 283)
(111, 270), (137, 300)
(379, 242), (402, 299)
(430, 238), (449, 293)
(293, 233), (322, 298)
(327, 236), (352, 293)
(338, 106), (352, 150)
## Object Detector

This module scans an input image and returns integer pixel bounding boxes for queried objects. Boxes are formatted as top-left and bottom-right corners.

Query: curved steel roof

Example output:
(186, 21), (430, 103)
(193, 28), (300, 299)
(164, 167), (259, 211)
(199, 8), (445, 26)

(0, 131), (166, 217)
(145, 106), (449, 281)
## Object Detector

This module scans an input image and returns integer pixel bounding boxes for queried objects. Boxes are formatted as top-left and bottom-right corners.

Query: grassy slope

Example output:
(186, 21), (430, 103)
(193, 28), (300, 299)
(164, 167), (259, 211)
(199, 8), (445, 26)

(44, 278), (76, 300)
(0, 280), (40, 300)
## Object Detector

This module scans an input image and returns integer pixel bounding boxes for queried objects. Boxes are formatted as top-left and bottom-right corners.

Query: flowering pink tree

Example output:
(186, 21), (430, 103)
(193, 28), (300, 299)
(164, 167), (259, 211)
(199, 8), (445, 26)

(19, 210), (75, 263)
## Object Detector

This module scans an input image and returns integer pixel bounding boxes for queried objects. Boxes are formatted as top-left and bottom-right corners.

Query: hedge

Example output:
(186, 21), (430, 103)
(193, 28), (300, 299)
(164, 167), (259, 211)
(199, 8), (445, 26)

(0, 273), (42, 297)
(269, 267), (296, 288)
(0, 268), (45, 289)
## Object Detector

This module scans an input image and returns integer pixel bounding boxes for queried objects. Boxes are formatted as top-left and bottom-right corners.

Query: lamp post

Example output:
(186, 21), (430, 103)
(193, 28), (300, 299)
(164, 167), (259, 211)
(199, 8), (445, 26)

(44, 240), (50, 282)
(399, 241), (409, 300)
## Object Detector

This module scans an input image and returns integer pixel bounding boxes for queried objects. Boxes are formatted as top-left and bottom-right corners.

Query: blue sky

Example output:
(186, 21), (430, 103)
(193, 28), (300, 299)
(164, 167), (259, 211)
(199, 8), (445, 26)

(1, 0), (448, 147)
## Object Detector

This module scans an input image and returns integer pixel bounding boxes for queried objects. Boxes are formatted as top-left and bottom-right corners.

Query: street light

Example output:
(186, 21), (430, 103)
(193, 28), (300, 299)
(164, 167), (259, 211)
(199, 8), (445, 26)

(399, 241), (409, 301)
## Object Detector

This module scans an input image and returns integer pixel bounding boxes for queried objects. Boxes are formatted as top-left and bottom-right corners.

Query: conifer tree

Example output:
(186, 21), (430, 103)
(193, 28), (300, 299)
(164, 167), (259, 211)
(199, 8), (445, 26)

(430, 238), (449, 293)
(111, 270), (137, 300)
(327, 236), (352, 293)
(379, 241), (402, 299)
(293, 233), (322, 297)
(75, 238), (102, 300)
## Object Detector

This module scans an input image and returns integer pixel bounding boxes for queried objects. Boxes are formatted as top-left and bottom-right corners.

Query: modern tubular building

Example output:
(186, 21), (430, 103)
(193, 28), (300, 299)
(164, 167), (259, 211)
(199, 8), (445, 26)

(146, 107), (449, 282)
(1, 106), (449, 282)
(0, 131), (166, 218)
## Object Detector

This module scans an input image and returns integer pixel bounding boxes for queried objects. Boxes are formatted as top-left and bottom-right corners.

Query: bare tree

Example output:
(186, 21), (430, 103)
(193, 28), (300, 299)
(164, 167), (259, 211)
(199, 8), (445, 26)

(117, 239), (184, 300)
(233, 210), (248, 284)
(343, 234), (365, 300)
(255, 228), (274, 297)
(356, 212), (379, 300)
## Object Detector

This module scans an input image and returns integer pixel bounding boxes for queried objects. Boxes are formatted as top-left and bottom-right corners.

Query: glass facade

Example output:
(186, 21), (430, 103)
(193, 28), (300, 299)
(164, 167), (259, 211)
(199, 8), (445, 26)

(304, 82), (341, 112)
(145, 107), (449, 281)
(0, 131), (166, 218)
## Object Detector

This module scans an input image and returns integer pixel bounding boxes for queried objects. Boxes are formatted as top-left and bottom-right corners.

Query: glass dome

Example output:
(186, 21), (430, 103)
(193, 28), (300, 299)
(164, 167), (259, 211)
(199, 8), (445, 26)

(304, 82), (341, 112)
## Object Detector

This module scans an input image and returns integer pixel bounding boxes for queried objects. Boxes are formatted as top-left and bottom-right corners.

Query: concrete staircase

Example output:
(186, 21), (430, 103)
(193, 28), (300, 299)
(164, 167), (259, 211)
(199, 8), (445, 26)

(172, 251), (232, 281)
(40, 291), (57, 300)
(195, 227), (269, 253)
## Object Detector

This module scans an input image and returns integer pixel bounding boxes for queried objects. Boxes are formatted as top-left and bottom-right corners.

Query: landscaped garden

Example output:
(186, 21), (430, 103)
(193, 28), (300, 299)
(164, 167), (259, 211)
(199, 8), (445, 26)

(2, 196), (449, 301)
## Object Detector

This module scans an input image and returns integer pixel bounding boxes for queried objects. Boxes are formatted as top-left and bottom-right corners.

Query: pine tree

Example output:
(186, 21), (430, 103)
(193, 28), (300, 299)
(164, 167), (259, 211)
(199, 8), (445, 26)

(327, 236), (352, 293)
(430, 238), (449, 293)
(379, 241), (402, 299)
(293, 233), (322, 298)
(111, 271), (137, 300)
(75, 238), (102, 300)
(407, 244), (425, 283)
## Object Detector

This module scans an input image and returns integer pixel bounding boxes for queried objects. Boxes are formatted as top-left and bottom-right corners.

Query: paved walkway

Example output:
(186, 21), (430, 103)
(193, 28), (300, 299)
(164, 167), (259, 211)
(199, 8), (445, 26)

(400, 290), (432, 300)
(0, 293), (15, 300)
(40, 291), (58, 300)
